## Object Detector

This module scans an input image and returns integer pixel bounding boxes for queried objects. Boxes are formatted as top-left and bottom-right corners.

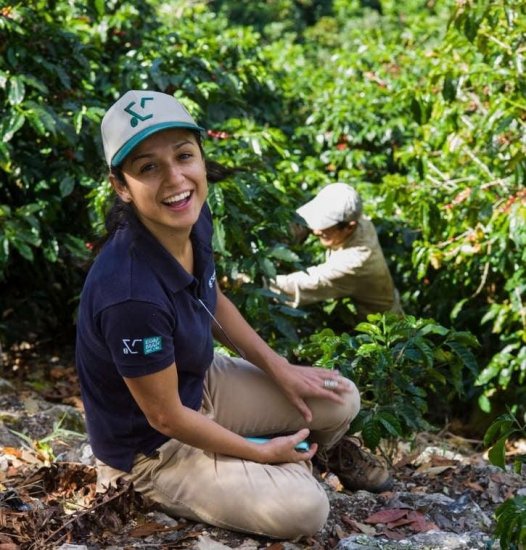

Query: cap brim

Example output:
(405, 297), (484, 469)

(111, 121), (205, 166)
(296, 201), (336, 230)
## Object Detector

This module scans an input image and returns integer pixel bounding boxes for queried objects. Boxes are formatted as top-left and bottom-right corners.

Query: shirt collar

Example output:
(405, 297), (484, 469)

(125, 208), (212, 293)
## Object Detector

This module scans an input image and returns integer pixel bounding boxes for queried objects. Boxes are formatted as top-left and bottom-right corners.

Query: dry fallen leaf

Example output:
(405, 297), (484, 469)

(341, 515), (377, 536)
(464, 480), (484, 492)
(1, 449), (22, 459)
(129, 520), (180, 537)
(322, 472), (343, 491)
(406, 510), (439, 533)
(414, 463), (454, 476)
(334, 524), (346, 539)
(364, 508), (408, 524)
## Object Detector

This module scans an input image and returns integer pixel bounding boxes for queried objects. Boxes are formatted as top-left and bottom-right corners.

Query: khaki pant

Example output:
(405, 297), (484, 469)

(97, 354), (360, 539)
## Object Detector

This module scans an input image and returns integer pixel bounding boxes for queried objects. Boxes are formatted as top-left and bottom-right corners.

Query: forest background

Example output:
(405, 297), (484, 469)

(0, 0), (525, 478)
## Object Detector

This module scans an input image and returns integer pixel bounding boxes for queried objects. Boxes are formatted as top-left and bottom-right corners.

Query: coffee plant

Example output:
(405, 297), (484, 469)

(296, 313), (480, 450)
(485, 412), (526, 549)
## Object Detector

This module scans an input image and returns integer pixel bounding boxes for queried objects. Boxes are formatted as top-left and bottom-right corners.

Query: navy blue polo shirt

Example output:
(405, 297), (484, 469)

(75, 203), (217, 472)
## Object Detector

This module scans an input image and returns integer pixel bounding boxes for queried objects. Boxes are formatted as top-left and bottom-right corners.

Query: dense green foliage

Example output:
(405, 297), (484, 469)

(485, 413), (526, 548)
(297, 314), (479, 450)
(1, 0), (524, 436)
(494, 496), (526, 550)
(485, 412), (526, 473)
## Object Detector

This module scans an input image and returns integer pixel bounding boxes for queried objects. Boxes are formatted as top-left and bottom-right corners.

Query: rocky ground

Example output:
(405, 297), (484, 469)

(0, 341), (524, 550)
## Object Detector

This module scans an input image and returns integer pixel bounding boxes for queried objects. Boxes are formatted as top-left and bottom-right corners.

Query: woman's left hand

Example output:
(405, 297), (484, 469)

(272, 361), (355, 423)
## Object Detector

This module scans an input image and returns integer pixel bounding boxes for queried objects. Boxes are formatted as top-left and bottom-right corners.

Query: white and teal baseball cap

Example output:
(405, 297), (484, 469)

(101, 90), (205, 167)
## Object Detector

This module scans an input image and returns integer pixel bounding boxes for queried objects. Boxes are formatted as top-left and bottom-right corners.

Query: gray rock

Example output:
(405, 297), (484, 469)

(0, 419), (25, 447)
(38, 403), (86, 434)
(55, 441), (94, 465)
(337, 531), (497, 549)
(0, 378), (15, 395)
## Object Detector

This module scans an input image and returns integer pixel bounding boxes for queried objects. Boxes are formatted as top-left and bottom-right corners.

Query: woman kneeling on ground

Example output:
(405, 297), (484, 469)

(75, 89), (392, 540)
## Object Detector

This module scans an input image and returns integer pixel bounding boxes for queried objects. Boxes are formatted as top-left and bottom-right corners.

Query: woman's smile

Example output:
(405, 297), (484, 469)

(162, 190), (193, 209)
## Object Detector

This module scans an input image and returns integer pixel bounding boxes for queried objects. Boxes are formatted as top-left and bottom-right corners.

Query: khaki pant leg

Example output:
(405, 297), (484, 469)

(97, 438), (329, 539)
(204, 353), (360, 449)
(96, 353), (360, 539)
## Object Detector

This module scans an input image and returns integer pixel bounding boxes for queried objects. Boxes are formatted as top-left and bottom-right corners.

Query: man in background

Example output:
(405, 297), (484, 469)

(268, 183), (402, 323)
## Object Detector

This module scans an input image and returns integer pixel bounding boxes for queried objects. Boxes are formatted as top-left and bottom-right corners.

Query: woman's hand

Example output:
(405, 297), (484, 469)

(211, 287), (355, 423)
(251, 428), (318, 464)
(272, 360), (355, 423)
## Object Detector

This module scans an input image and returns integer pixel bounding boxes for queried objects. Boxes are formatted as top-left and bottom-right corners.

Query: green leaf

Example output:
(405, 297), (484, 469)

(2, 112), (25, 142)
(268, 246), (300, 262)
(418, 323), (449, 337)
(8, 75), (25, 105)
(398, 346), (425, 364)
(258, 257), (276, 278)
(73, 108), (85, 134)
(36, 106), (57, 134)
(356, 343), (381, 357)
(59, 176), (75, 198)
(450, 331), (479, 348)
(476, 362), (500, 386)
(94, 0), (105, 16)
(488, 434), (508, 469)
(212, 220), (227, 254)
(0, 142), (10, 169)
(43, 239), (59, 262)
(450, 298), (467, 321)
(446, 340), (479, 376)
(21, 74), (48, 94)
(513, 455), (526, 475)
(495, 496), (526, 548)
(354, 322), (383, 336)
(463, 13), (482, 42)
(348, 410), (366, 434)
(13, 241), (34, 261)
(478, 393), (491, 413)
(63, 235), (90, 260)
(411, 336), (434, 367)
(26, 109), (46, 135)
(377, 411), (403, 437)
(410, 97), (421, 123)
(361, 419), (381, 451)
(250, 137), (262, 155)
(442, 74), (457, 101)
(483, 414), (514, 446)
(274, 316), (299, 342)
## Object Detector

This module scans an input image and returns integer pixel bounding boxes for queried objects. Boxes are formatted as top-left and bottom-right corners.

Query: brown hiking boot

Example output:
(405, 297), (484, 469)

(316, 437), (393, 493)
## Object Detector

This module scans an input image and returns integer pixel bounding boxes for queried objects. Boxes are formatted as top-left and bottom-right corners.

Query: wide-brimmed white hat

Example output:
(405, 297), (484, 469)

(296, 183), (363, 230)
(101, 90), (204, 167)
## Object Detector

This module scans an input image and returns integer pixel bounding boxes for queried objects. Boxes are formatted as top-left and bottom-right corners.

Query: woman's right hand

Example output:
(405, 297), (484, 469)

(251, 428), (318, 464)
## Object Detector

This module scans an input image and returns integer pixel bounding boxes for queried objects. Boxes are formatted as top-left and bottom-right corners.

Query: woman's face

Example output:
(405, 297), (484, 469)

(112, 128), (207, 240)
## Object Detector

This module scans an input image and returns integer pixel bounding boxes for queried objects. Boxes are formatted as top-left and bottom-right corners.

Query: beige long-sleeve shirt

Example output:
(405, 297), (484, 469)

(269, 217), (402, 322)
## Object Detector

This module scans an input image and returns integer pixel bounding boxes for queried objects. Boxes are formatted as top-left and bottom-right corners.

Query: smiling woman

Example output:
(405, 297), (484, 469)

(110, 128), (208, 261)
(74, 90), (387, 541)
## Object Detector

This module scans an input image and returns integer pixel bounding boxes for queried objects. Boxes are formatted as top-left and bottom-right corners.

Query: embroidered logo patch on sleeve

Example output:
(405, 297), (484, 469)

(143, 336), (163, 355)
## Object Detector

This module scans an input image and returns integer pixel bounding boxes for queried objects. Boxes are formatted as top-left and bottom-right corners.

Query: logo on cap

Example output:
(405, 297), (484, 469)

(124, 97), (154, 127)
